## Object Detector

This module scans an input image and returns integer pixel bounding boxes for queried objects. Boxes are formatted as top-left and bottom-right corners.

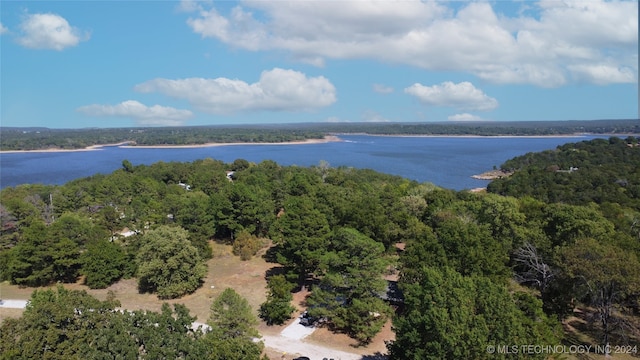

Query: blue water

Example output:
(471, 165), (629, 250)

(0, 135), (604, 191)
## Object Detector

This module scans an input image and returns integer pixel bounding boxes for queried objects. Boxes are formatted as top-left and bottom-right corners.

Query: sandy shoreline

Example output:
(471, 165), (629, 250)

(0, 132), (613, 153)
(0, 141), (134, 154)
(119, 135), (342, 149)
(0, 136), (341, 154)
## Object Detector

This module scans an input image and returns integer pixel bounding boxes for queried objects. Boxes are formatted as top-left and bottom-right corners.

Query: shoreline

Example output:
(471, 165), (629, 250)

(0, 141), (134, 154)
(338, 133), (601, 139)
(0, 132), (620, 153)
(119, 135), (342, 149)
(471, 169), (514, 180)
(0, 137), (341, 154)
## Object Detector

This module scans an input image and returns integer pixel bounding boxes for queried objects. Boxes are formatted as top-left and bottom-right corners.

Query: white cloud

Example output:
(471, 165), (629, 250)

(568, 64), (637, 85)
(0, 22), (8, 35)
(185, 0), (637, 86)
(404, 81), (498, 111)
(177, 0), (211, 13)
(362, 110), (390, 122)
(135, 68), (336, 114)
(448, 113), (483, 121)
(373, 84), (394, 94)
(17, 13), (89, 50)
(325, 116), (347, 123)
(77, 100), (193, 126)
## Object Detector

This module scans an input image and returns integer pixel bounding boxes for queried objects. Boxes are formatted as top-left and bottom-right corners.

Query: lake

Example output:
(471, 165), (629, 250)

(0, 135), (605, 191)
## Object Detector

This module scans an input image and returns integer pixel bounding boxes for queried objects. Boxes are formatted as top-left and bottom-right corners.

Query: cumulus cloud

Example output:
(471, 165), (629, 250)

(0, 22), (8, 35)
(568, 64), (637, 85)
(184, 0), (637, 86)
(448, 113), (483, 121)
(373, 84), (394, 94)
(17, 13), (89, 50)
(404, 81), (498, 111)
(77, 100), (193, 126)
(134, 68), (336, 114)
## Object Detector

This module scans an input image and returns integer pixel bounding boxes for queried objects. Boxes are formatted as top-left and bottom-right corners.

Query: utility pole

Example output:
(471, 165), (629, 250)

(49, 193), (54, 223)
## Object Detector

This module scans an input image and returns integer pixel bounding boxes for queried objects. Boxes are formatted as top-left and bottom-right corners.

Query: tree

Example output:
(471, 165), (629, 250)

(431, 214), (509, 280)
(136, 225), (207, 299)
(306, 228), (390, 344)
(560, 238), (640, 348)
(208, 288), (259, 340)
(543, 203), (615, 247)
(259, 274), (295, 325)
(232, 230), (266, 261)
(125, 303), (207, 359)
(48, 212), (104, 246)
(271, 195), (331, 280)
(0, 285), (136, 360)
(389, 267), (560, 360)
(203, 288), (265, 360)
(0, 285), (214, 359)
(512, 242), (554, 293)
(5, 221), (82, 286)
(173, 191), (215, 258)
(97, 206), (122, 237)
(476, 194), (528, 251)
(122, 159), (134, 173)
(80, 239), (126, 289)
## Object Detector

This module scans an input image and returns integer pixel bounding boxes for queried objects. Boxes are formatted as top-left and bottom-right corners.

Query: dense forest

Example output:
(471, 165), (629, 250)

(1, 119), (638, 150)
(1, 137), (639, 358)
(488, 136), (640, 210)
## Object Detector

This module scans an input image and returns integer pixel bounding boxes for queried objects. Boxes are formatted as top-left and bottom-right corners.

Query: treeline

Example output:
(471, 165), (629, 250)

(0, 126), (325, 151)
(303, 119), (640, 136)
(488, 136), (640, 211)
(1, 137), (639, 358)
(1, 286), (266, 360)
(2, 119), (638, 150)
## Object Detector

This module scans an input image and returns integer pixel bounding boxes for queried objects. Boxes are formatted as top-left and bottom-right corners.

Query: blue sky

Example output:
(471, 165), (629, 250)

(1, 0), (637, 128)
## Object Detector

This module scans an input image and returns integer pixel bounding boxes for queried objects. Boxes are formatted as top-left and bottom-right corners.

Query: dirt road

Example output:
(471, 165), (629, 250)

(261, 334), (362, 360)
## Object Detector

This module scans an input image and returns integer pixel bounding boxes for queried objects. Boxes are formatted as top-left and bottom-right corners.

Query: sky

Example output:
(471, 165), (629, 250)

(0, 0), (638, 128)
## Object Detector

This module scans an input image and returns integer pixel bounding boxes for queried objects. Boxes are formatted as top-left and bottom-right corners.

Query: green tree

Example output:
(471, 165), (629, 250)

(271, 195), (331, 280)
(0, 285), (136, 360)
(259, 274), (295, 325)
(80, 239), (126, 289)
(543, 203), (615, 247)
(389, 267), (560, 360)
(431, 214), (509, 279)
(97, 205), (122, 237)
(173, 191), (215, 258)
(560, 238), (640, 348)
(136, 225), (207, 299)
(307, 228), (390, 344)
(125, 303), (207, 359)
(208, 288), (259, 340)
(49, 212), (105, 246)
(5, 221), (81, 286)
(203, 287), (265, 360)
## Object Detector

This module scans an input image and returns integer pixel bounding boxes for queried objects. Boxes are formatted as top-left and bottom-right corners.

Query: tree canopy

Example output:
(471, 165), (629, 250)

(1, 136), (639, 351)
(136, 225), (207, 299)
